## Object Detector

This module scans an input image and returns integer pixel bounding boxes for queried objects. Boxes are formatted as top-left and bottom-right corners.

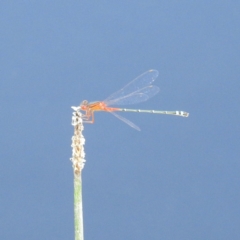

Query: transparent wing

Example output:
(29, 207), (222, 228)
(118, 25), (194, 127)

(104, 69), (159, 106)
(109, 111), (141, 131)
(105, 86), (159, 106)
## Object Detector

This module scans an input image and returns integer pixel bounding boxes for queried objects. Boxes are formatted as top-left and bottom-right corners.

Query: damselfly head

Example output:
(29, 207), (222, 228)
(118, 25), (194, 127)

(81, 100), (88, 105)
(80, 100), (88, 110)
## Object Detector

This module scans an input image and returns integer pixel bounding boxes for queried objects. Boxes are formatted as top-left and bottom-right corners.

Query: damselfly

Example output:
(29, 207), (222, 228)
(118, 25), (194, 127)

(80, 70), (189, 131)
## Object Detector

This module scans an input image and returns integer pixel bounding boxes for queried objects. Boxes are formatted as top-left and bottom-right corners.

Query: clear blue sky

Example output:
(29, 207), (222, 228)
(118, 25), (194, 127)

(1, 1), (240, 239)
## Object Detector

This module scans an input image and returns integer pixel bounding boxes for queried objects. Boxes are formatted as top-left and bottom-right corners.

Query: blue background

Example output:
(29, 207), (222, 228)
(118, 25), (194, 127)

(1, 1), (240, 239)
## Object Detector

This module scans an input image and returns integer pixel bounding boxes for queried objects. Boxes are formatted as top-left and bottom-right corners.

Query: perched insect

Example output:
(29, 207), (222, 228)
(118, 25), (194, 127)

(80, 70), (189, 131)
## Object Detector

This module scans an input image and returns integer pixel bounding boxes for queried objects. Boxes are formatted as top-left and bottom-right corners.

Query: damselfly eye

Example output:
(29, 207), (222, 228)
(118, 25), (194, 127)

(81, 100), (88, 106)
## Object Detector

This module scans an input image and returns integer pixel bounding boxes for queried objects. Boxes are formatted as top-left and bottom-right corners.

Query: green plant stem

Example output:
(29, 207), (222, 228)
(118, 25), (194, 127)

(74, 173), (84, 240)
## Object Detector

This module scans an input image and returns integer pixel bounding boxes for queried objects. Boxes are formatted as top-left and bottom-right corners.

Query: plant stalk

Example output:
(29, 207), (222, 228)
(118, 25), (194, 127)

(71, 107), (86, 240)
